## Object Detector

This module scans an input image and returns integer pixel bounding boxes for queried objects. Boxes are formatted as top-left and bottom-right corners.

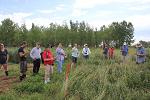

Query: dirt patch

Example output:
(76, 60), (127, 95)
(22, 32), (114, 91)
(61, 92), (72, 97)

(0, 76), (18, 93)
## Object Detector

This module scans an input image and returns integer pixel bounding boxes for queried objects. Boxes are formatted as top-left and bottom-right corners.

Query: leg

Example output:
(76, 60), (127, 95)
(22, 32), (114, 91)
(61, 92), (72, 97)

(45, 64), (50, 84)
(58, 61), (61, 73)
(33, 60), (37, 74)
(3, 64), (8, 76)
(19, 61), (27, 81)
(36, 59), (41, 73)
(50, 65), (53, 74)
(23, 61), (27, 79)
(19, 61), (24, 81)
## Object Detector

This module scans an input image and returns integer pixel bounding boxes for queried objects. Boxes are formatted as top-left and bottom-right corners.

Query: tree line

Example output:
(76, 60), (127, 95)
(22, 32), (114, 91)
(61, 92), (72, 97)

(0, 18), (134, 47)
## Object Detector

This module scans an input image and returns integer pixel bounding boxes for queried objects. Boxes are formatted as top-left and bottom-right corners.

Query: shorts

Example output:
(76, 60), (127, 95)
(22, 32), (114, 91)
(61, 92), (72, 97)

(122, 52), (127, 56)
(83, 55), (89, 59)
(0, 60), (7, 65)
(72, 56), (77, 63)
(20, 61), (27, 73)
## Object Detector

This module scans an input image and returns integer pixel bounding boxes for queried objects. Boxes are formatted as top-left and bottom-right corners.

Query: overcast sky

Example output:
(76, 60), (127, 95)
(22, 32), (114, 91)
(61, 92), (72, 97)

(0, 0), (150, 43)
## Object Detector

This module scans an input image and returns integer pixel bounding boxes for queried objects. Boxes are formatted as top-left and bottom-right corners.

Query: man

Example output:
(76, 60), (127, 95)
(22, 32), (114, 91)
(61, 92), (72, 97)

(82, 44), (91, 59)
(30, 43), (41, 75)
(18, 41), (28, 81)
(0, 43), (9, 76)
(121, 42), (128, 62)
(136, 43), (145, 64)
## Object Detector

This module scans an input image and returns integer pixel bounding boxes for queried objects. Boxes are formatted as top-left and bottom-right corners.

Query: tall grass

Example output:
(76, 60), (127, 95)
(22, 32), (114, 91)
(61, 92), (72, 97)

(0, 48), (149, 100)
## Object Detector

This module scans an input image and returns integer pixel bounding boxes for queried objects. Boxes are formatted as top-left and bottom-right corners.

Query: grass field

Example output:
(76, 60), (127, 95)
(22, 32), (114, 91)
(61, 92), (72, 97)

(0, 48), (150, 100)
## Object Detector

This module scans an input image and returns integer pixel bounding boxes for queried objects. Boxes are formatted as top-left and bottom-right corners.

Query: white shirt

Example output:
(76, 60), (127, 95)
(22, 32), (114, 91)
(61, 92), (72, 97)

(72, 47), (79, 57)
(30, 47), (41, 59)
(82, 47), (91, 56)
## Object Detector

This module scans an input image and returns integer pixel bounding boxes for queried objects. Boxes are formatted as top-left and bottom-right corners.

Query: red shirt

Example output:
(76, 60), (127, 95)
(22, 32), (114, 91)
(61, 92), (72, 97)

(108, 47), (114, 56)
(42, 50), (54, 65)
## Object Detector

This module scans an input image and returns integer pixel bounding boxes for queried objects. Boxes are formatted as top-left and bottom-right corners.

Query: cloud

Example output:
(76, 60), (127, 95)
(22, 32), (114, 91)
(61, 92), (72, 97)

(38, 4), (65, 14)
(73, 0), (150, 10)
(126, 14), (150, 29)
(71, 9), (88, 17)
(38, 10), (55, 14)
(129, 6), (149, 11)
(56, 4), (65, 11)
(0, 12), (32, 25)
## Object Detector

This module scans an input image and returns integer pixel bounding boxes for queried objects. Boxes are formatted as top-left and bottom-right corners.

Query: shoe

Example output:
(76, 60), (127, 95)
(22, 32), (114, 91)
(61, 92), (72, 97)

(19, 76), (23, 81)
(5, 71), (8, 76)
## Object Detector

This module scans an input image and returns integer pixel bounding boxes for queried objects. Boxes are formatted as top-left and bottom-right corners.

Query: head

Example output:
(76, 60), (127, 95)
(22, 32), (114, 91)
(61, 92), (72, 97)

(58, 43), (62, 48)
(74, 44), (77, 48)
(45, 45), (50, 51)
(84, 44), (88, 48)
(21, 41), (27, 48)
(36, 42), (41, 49)
(0, 43), (4, 50)
(136, 43), (142, 48)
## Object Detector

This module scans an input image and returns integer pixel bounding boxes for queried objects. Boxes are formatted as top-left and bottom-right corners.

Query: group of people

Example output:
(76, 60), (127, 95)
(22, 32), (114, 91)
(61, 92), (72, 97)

(0, 41), (146, 84)
(102, 42), (146, 64)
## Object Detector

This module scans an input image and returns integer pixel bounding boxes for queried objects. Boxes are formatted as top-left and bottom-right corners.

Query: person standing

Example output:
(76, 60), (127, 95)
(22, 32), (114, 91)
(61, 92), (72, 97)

(103, 44), (108, 59)
(108, 45), (114, 59)
(42, 45), (54, 84)
(82, 44), (91, 59)
(121, 42), (128, 62)
(136, 43), (145, 64)
(30, 43), (41, 75)
(18, 41), (28, 81)
(0, 43), (9, 76)
(71, 44), (79, 69)
(56, 43), (66, 73)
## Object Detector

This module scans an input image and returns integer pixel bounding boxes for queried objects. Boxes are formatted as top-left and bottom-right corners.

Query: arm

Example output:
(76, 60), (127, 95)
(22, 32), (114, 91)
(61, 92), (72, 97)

(88, 48), (91, 54)
(6, 49), (9, 63)
(82, 48), (84, 54)
(30, 48), (35, 59)
(42, 52), (54, 61)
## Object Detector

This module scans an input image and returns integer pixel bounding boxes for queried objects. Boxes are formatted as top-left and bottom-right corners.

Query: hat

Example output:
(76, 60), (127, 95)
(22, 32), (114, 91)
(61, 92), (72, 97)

(84, 44), (88, 47)
(123, 42), (127, 45)
(136, 43), (142, 48)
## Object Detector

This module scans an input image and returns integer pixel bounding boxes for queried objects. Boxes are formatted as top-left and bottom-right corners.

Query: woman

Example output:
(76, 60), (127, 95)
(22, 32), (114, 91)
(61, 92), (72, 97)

(71, 44), (79, 69)
(56, 43), (66, 73)
(108, 45), (114, 59)
(0, 43), (9, 76)
(42, 45), (54, 84)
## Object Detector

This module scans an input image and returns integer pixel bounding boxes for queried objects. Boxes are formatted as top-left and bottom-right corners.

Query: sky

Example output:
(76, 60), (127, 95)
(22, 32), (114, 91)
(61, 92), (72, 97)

(0, 0), (150, 43)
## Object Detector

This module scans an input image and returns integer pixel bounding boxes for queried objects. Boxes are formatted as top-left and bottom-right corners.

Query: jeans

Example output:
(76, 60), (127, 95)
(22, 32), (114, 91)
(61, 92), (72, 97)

(57, 60), (63, 73)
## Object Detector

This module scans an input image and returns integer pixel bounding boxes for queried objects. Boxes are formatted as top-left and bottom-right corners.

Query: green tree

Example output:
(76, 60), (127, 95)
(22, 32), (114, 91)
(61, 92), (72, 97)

(0, 18), (16, 46)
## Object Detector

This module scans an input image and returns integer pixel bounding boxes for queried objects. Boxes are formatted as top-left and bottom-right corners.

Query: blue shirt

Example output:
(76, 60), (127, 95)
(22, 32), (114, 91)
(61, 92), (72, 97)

(121, 45), (128, 56)
(136, 47), (145, 63)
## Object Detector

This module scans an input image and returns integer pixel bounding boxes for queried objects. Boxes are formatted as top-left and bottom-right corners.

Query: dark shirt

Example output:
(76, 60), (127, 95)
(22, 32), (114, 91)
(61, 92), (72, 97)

(103, 47), (108, 55)
(0, 49), (8, 62)
(18, 47), (27, 61)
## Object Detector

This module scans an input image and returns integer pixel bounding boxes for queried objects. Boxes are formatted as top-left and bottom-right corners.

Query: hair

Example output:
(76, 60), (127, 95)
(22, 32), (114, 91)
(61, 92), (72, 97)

(44, 44), (50, 48)
(36, 42), (40, 45)
(21, 41), (27, 46)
